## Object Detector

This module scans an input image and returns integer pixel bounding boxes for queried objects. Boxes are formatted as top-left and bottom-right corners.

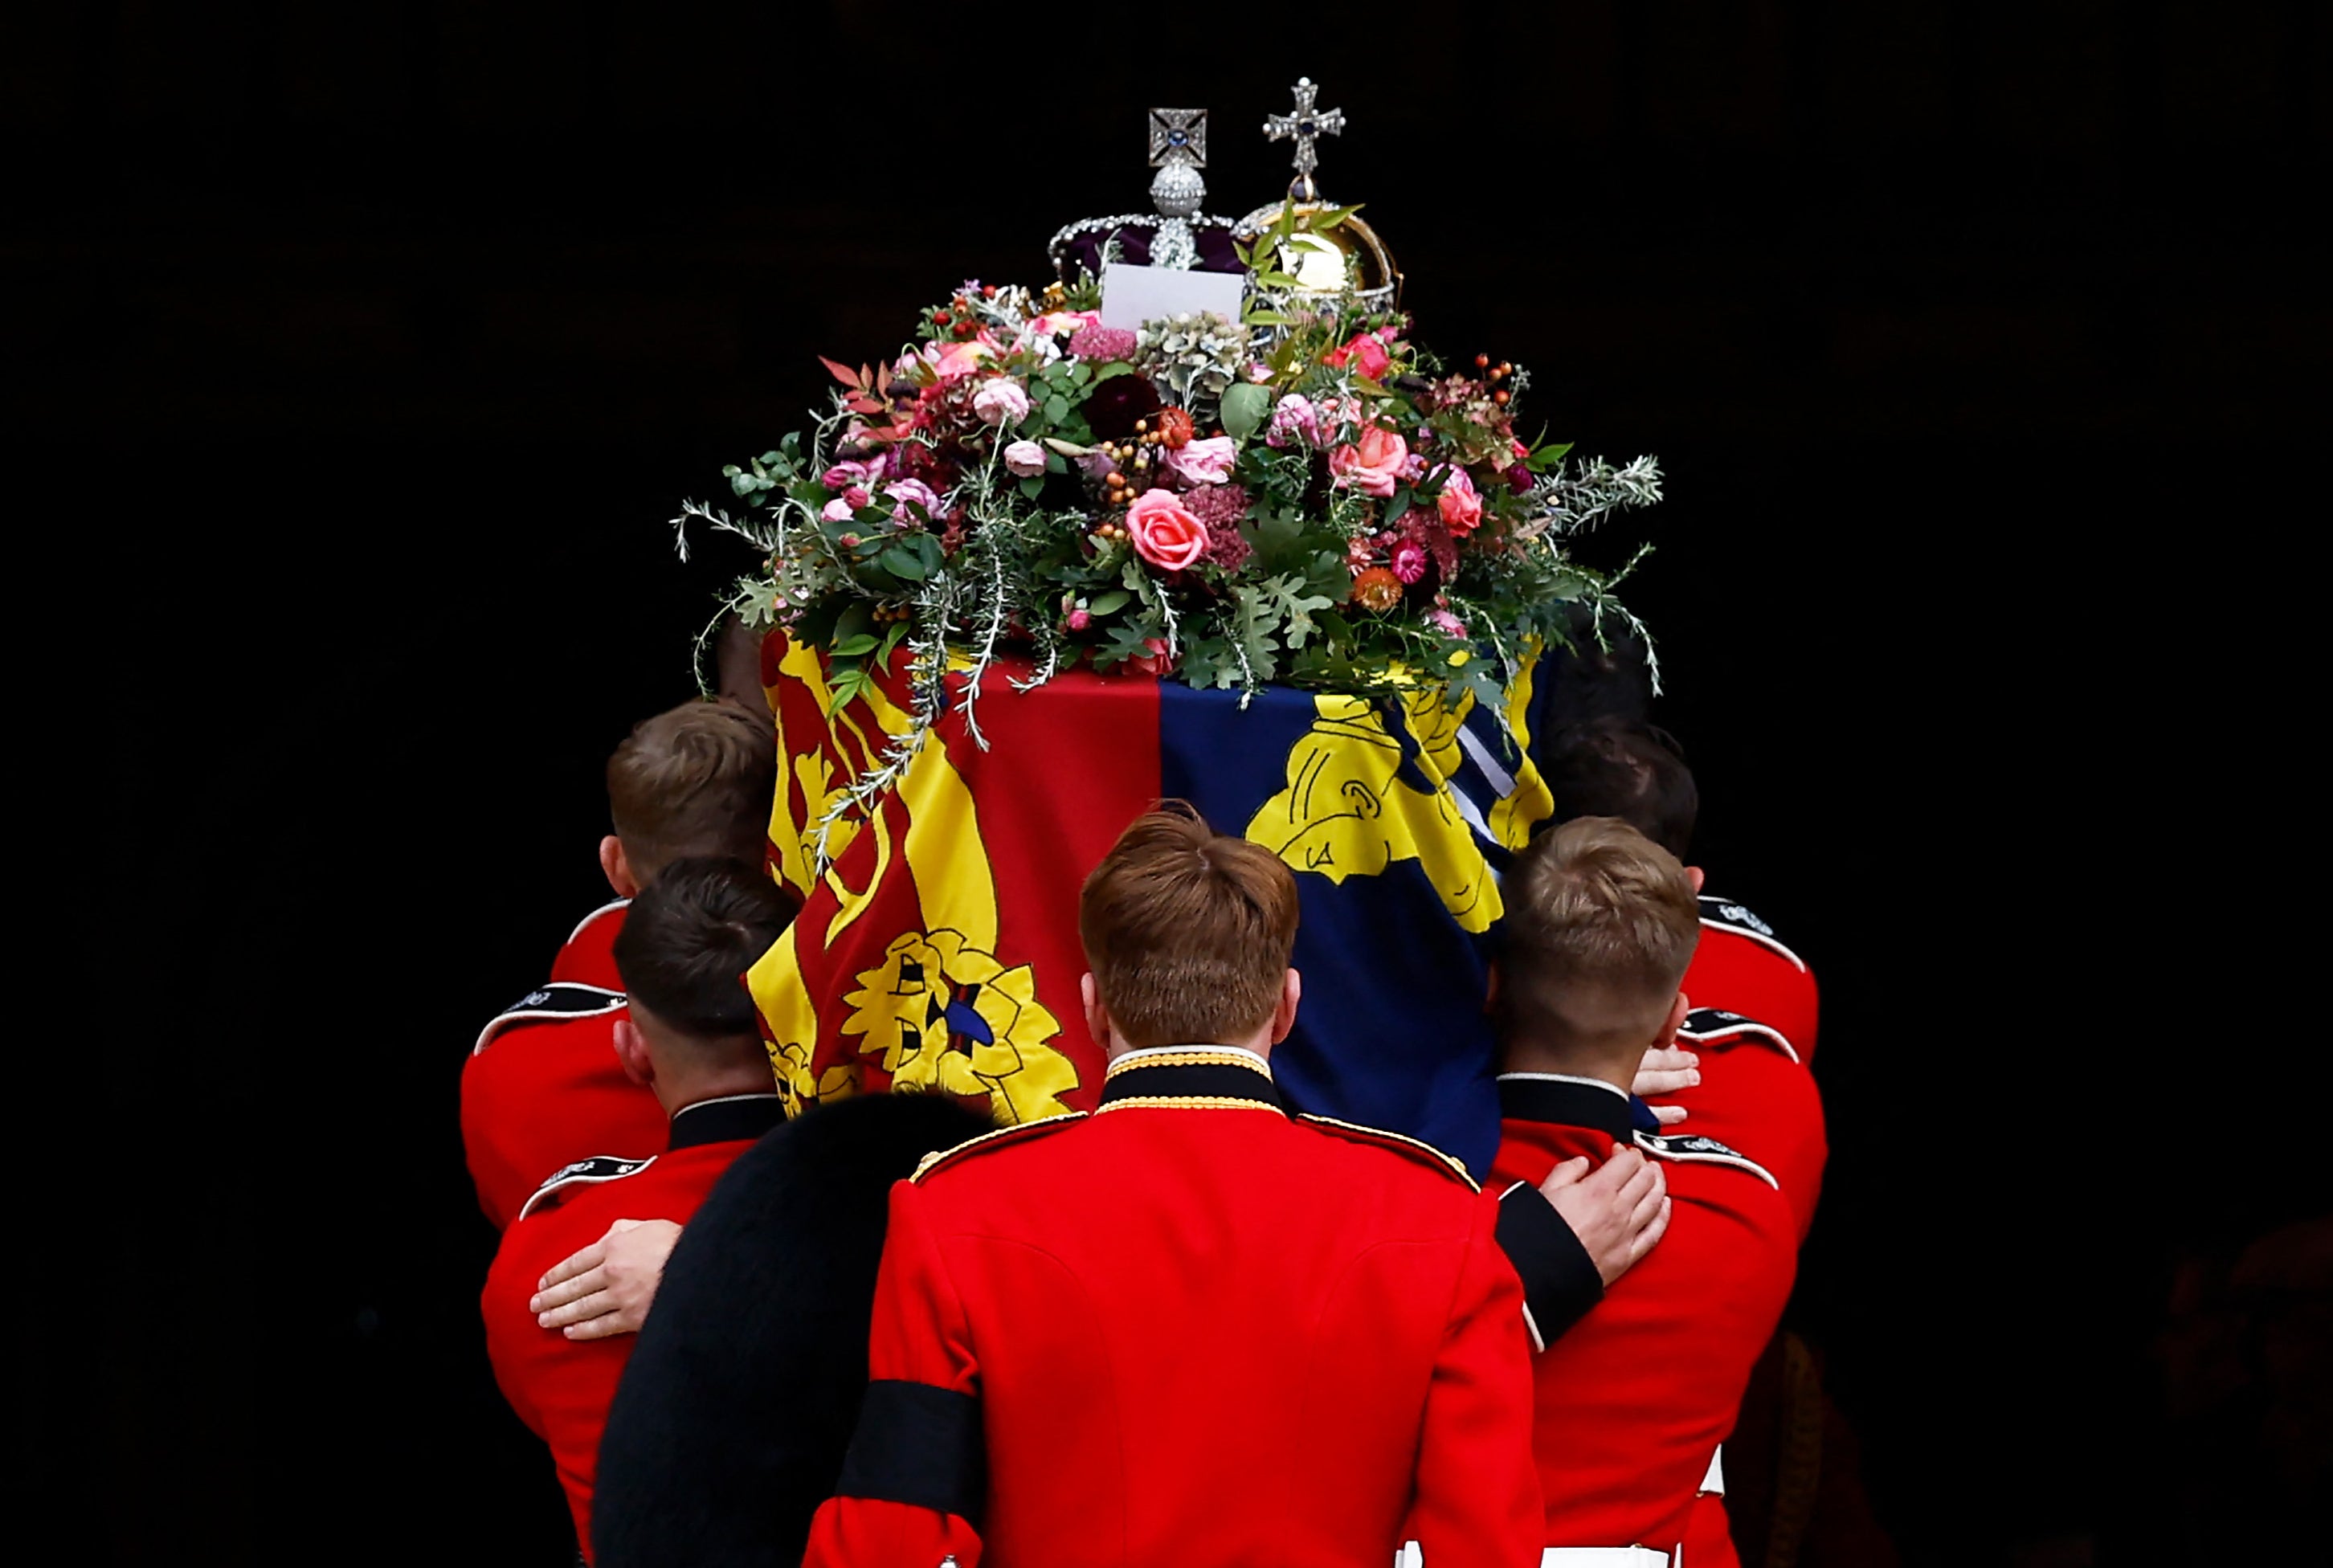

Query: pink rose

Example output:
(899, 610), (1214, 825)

(1267, 394), (1322, 448)
(1163, 435), (1236, 486)
(971, 378), (1032, 427)
(1329, 425), (1408, 497)
(823, 459), (876, 488)
(1067, 606), (1091, 631)
(1126, 636), (1176, 676)
(820, 497), (855, 523)
(1003, 439), (1048, 478)
(1027, 308), (1101, 340)
(1125, 488), (1211, 572)
(884, 478), (942, 526)
(1437, 468), (1484, 535)
(927, 332), (999, 383)
(1325, 331), (1391, 379)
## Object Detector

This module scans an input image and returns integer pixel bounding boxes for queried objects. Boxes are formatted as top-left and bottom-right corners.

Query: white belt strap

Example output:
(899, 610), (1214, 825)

(1395, 1542), (1423, 1568)
(1540, 1550), (1669, 1567)
(1699, 1443), (1726, 1497)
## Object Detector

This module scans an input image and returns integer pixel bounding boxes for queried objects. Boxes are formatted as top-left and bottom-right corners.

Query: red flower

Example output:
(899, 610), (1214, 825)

(1324, 332), (1391, 380)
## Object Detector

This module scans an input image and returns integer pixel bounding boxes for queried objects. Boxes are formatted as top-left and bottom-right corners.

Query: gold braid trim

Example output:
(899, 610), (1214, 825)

(1297, 1114), (1481, 1190)
(1093, 1096), (1288, 1115)
(1102, 1048), (1274, 1079)
(911, 1112), (1088, 1183)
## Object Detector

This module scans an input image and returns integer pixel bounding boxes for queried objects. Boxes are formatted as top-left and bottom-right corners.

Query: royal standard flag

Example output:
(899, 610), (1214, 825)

(747, 632), (1567, 1176)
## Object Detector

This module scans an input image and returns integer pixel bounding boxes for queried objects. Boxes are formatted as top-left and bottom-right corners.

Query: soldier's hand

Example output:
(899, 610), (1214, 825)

(1540, 1148), (1672, 1288)
(1632, 1046), (1700, 1127)
(530, 1218), (683, 1340)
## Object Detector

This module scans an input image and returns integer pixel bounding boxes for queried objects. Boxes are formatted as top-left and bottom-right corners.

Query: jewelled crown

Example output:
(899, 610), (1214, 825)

(1048, 78), (1402, 311)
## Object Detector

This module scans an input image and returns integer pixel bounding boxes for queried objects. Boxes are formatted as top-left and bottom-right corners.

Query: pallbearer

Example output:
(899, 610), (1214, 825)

(1489, 817), (1797, 1567)
(462, 698), (779, 1228)
(802, 803), (1543, 1568)
(480, 858), (795, 1561)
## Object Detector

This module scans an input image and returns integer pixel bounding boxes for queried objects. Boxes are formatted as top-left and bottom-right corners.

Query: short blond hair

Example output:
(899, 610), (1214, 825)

(1502, 816), (1700, 1027)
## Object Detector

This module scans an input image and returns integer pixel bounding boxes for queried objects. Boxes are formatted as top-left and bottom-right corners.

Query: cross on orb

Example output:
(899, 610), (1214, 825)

(1149, 108), (1207, 168)
(1264, 77), (1346, 199)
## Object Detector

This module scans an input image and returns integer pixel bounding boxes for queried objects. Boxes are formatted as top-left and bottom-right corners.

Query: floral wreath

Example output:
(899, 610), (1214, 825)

(674, 206), (1665, 863)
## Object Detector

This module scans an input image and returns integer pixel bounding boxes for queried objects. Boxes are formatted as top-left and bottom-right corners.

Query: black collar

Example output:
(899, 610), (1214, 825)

(669, 1093), (788, 1151)
(1097, 1047), (1285, 1113)
(1496, 1075), (1636, 1143)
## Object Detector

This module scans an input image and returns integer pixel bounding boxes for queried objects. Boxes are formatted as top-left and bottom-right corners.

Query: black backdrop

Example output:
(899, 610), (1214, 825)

(11, 3), (2327, 1564)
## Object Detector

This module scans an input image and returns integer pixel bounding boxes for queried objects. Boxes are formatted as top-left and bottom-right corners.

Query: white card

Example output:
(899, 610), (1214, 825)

(1098, 262), (1247, 332)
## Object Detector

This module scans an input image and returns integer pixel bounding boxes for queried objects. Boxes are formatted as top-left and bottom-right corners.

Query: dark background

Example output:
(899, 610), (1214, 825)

(11, 2), (2327, 1564)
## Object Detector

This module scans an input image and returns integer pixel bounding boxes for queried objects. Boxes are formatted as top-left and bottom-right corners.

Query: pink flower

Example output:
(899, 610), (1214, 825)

(970, 378), (1031, 427)
(1163, 435), (1237, 486)
(1267, 394), (1322, 448)
(1429, 608), (1468, 639)
(1125, 488), (1211, 572)
(820, 497), (855, 522)
(1126, 636), (1176, 676)
(1324, 331), (1391, 380)
(1028, 308), (1101, 340)
(1390, 539), (1428, 583)
(823, 459), (877, 488)
(1003, 439), (1048, 478)
(1067, 325), (1138, 362)
(1067, 606), (1092, 631)
(884, 478), (942, 526)
(1329, 425), (1408, 497)
(926, 332), (999, 383)
(1437, 468), (1484, 535)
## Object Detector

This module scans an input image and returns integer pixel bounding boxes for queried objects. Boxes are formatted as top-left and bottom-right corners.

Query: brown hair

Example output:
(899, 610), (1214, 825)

(1077, 802), (1301, 1048)
(612, 856), (797, 1046)
(1542, 717), (1699, 860)
(607, 700), (778, 885)
(1501, 815), (1701, 1032)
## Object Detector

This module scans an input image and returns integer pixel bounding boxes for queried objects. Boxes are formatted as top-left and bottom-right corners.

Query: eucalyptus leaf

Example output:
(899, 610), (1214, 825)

(1220, 382), (1271, 441)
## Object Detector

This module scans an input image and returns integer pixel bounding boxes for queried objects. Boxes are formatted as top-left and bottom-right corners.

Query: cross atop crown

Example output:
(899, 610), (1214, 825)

(1263, 77), (1346, 201)
(1149, 108), (1207, 169)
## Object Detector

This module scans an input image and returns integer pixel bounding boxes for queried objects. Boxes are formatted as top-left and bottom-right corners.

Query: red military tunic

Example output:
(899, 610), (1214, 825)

(550, 897), (630, 990)
(1665, 1007), (1828, 1568)
(1671, 900), (1826, 1568)
(1489, 1074), (1796, 1565)
(1672, 1008), (1828, 1242)
(481, 1092), (786, 1560)
(802, 1045), (1544, 1568)
(1686, 893), (1819, 1066)
(461, 982), (668, 1230)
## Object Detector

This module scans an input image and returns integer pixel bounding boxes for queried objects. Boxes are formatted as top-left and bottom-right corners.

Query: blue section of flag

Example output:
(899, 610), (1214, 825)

(1159, 680), (1506, 1176)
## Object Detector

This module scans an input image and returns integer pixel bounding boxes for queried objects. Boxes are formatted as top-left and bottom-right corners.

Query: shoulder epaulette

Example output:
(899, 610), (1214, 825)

(517, 1153), (656, 1219)
(911, 1112), (1087, 1183)
(1632, 1129), (1780, 1190)
(1297, 1115), (1481, 1192)
(1698, 895), (1809, 974)
(472, 982), (626, 1056)
(1679, 1007), (1802, 1064)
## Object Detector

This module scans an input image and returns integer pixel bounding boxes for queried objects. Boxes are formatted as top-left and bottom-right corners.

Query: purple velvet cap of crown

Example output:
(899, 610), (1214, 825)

(1055, 219), (1246, 280)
